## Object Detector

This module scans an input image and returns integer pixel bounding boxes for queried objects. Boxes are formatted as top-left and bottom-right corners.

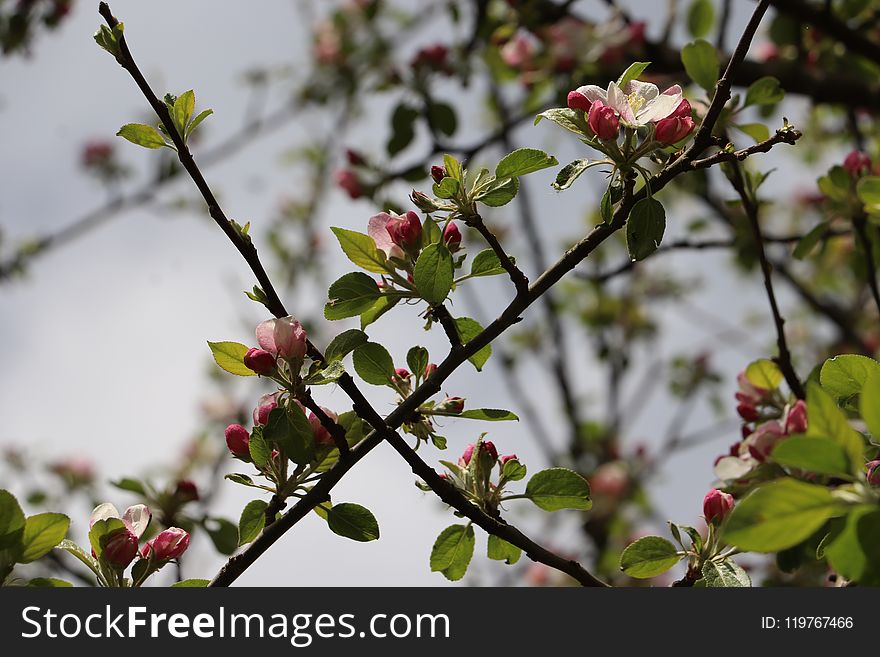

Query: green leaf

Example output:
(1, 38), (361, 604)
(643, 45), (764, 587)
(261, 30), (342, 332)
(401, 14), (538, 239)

(427, 101), (457, 136)
(27, 577), (73, 587)
(248, 428), (271, 468)
(111, 478), (147, 495)
(20, 513), (69, 563)
(793, 222), (830, 260)
(525, 468), (592, 511)
(207, 341), (256, 377)
(745, 358), (783, 389)
(238, 500), (268, 546)
(723, 478), (846, 552)
(625, 197), (666, 261)
(224, 473), (259, 488)
(171, 579), (210, 587)
(406, 346), (430, 379)
(88, 518), (126, 559)
(454, 317), (491, 371)
(487, 535), (522, 565)
(203, 518), (239, 556)
(701, 559), (751, 587)
(325, 329), (368, 363)
(825, 507), (880, 586)
(387, 103), (419, 156)
(330, 227), (389, 274)
(770, 436), (851, 477)
(116, 123), (168, 149)
(324, 272), (382, 320)
(352, 342), (395, 386)
(443, 154), (463, 182)
(819, 166), (853, 202)
(0, 490), (26, 551)
(734, 123), (770, 143)
(264, 405), (315, 465)
(327, 503), (380, 542)
(55, 539), (100, 576)
(457, 408), (519, 421)
(173, 90), (195, 136)
(552, 158), (594, 191)
(502, 458), (527, 481)
(858, 176), (880, 212)
(432, 177), (460, 199)
(534, 108), (591, 138)
(185, 109), (213, 140)
(616, 61), (651, 88)
(687, 0), (714, 38)
(475, 176), (519, 207)
(860, 372), (880, 438)
(469, 249), (506, 277)
(619, 536), (681, 578)
(806, 382), (865, 475)
(819, 354), (880, 401)
(430, 524), (475, 581)
(414, 243), (454, 305)
(360, 295), (399, 329)
(302, 360), (346, 385)
(744, 77), (785, 107)
(681, 39), (720, 92)
(495, 148), (558, 180)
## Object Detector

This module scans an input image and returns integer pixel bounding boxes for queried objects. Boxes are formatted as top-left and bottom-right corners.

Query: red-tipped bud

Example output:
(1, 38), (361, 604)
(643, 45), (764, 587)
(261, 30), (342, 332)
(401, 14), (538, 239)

(459, 443), (475, 467)
(653, 100), (695, 145)
(588, 100), (619, 140)
(499, 454), (518, 465)
(439, 396), (465, 414)
(703, 488), (735, 524)
(431, 165), (447, 184)
(386, 211), (422, 250)
(255, 316), (308, 360)
(843, 150), (871, 178)
(244, 347), (276, 376)
(253, 393), (279, 426)
(737, 402), (759, 422)
(866, 460), (880, 486)
(424, 363), (438, 378)
(566, 90), (591, 113)
(225, 424), (250, 458)
(480, 441), (498, 463)
(443, 222), (462, 252)
(142, 527), (190, 561)
(309, 407), (339, 446)
(174, 480), (199, 503)
(784, 400), (808, 435)
(102, 528), (139, 568)
(395, 367), (412, 381)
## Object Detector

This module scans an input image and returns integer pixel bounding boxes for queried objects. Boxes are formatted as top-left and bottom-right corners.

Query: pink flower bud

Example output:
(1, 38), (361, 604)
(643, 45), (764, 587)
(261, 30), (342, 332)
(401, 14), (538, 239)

(443, 222), (462, 252)
(334, 168), (364, 198)
(424, 363), (438, 378)
(437, 472), (448, 480)
(255, 316), (308, 360)
(309, 407), (339, 446)
(867, 460), (880, 486)
(411, 190), (441, 213)
(431, 165), (447, 184)
(736, 370), (770, 404)
(386, 211), (422, 251)
(653, 100), (695, 145)
(459, 443), (475, 467)
(566, 90), (591, 113)
(253, 392), (280, 426)
(395, 367), (412, 381)
(703, 488), (735, 524)
(588, 100), (619, 140)
(225, 424), (250, 458)
(102, 528), (139, 568)
(737, 402), (759, 422)
(440, 396), (465, 414)
(499, 454), (518, 465)
(843, 150), (872, 178)
(480, 441), (498, 463)
(747, 421), (785, 462)
(784, 400), (808, 435)
(142, 527), (190, 561)
(174, 480), (199, 503)
(244, 347), (276, 376)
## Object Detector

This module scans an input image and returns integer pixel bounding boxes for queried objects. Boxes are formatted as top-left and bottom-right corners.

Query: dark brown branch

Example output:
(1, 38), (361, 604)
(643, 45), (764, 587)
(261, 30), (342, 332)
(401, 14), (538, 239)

(429, 303), (463, 348)
(852, 214), (880, 318)
(300, 391), (350, 457)
(689, 127), (802, 170)
(727, 159), (805, 399)
(465, 212), (530, 296)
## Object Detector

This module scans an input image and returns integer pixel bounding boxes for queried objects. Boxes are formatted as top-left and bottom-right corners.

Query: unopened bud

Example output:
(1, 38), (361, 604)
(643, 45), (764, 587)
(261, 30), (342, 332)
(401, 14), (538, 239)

(703, 488), (735, 524)
(244, 347), (276, 376)
(443, 222), (462, 252)
(141, 527), (190, 561)
(102, 528), (139, 568)
(588, 100), (619, 141)
(431, 165), (447, 184)
(225, 424), (250, 458)
(566, 90), (591, 113)
(386, 211), (422, 251)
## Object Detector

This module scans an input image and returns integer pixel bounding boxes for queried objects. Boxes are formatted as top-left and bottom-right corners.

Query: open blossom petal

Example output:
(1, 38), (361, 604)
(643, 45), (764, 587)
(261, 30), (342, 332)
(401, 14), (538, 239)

(606, 82), (636, 124)
(368, 213), (405, 259)
(574, 84), (607, 104)
(122, 504), (152, 539)
(89, 503), (120, 528)
(637, 84), (683, 123)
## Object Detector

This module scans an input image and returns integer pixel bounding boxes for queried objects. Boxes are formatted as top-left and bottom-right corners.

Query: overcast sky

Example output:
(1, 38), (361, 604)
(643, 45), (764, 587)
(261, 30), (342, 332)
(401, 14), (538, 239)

(0, 0), (839, 585)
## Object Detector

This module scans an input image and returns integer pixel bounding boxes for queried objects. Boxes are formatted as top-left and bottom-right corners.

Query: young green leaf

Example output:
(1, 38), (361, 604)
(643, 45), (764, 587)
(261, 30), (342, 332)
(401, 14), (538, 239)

(116, 123), (168, 149)
(616, 61), (651, 88)
(819, 354), (880, 401)
(469, 249), (506, 277)
(330, 227), (389, 274)
(687, 0), (715, 38)
(824, 507), (880, 586)
(793, 221), (829, 260)
(264, 405), (315, 465)
(248, 429), (271, 468)
(324, 272), (382, 320)
(734, 123), (770, 143)
(744, 77), (784, 107)
(27, 577), (73, 587)
(430, 524), (475, 581)
(352, 342), (395, 386)
(360, 295), (399, 329)
(171, 579), (211, 587)
(326, 503), (380, 542)
(454, 317), (492, 371)
(552, 158), (595, 191)
(325, 329), (368, 363)
(770, 437), (851, 477)
(203, 518), (239, 556)
(207, 341), (256, 377)
(238, 500), (268, 546)
(19, 513), (69, 563)
(173, 90), (195, 136)
(534, 108), (591, 138)
(475, 176), (519, 207)
(681, 39), (719, 92)
(457, 409), (519, 421)
(806, 382), (865, 474)
(860, 372), (880, 438)
(0, 490), (26, 551)
(525, 468), (592, 511)
(745, 358), (783, 389)
(626, 197), (666, 261)
(701, 559), (751, 587)
(495, 148), (558, 180)
(406, 346), (430, 379)
(487, 535), (522, 565)
(413, 243), (454, 305)
(619, 536), (681, 578)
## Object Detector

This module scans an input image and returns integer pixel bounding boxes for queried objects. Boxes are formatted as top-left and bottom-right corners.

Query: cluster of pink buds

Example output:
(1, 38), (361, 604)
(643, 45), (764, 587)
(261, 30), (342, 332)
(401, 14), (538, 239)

(703, 488), (735, 524)
(843, 150), (872, 178)
(87, 503), (189, 585)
